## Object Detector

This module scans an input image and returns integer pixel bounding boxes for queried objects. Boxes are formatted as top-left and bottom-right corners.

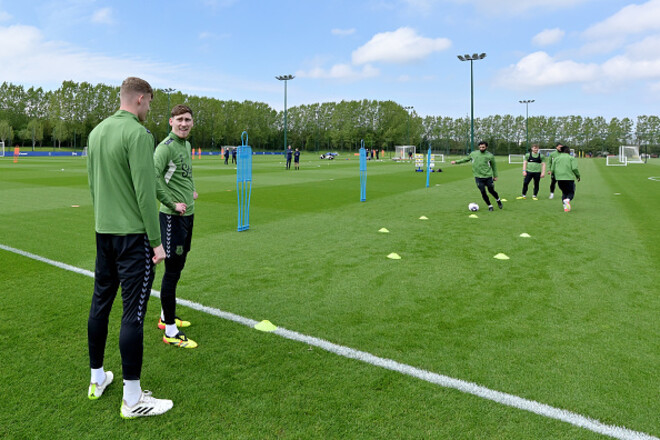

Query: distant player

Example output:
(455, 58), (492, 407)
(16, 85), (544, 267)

(154, 104), (198, 349)
(550, 145), (580, 212)
(87, 76), (173, 418)
(294, 148), (300, 170)
(547, 143), (563, 199)
(516, 144), (546, 200)
(285, 145), (293, 169)
(451, 141), (503, 211)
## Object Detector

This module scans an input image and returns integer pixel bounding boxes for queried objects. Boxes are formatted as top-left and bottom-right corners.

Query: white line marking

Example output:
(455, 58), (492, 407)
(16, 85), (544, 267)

(1, 242), (657, 440)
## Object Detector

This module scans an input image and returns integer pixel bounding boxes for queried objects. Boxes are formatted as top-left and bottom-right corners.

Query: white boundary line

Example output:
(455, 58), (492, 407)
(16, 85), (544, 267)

(1, 242), (657, 440)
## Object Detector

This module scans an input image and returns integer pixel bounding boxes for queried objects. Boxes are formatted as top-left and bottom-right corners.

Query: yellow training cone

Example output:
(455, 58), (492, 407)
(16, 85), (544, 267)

(493, 253), (510, 260)
(378, 228), (390, 233)
(501, 198), (508, 202)
(469, 214), (478, 219)
(254, 320), (277, 332)
(387, 253), (401, 260)
(519, 233), (531, 238)
(419, 216), (428, 220)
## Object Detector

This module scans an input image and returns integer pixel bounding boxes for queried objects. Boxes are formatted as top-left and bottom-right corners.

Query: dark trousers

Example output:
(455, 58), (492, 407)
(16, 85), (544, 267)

(286, 158), (292, 169)
(160, 213), (194, 325)
(522, 172), (541, 196)
(475, 177), (499, 206)
(557, 180), (576, 201)
(550, 174), (557, 193)
(88, 234), (154, 380)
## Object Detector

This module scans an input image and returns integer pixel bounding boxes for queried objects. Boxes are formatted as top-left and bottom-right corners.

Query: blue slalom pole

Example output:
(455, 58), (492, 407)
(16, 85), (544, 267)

(426, 144), (432, 188)
(237, 131), (252, 231)
(359, 140), (367, 202)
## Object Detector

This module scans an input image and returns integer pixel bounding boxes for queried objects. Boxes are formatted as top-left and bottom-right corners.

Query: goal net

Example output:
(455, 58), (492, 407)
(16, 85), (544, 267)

(620, 146), (644, 164)
(508, 154), (524, 164)
(0, 141), (4, 157)
(539, 148), (554, 158)
(606, 155), (627, 166)
(394, 145), (415, 161)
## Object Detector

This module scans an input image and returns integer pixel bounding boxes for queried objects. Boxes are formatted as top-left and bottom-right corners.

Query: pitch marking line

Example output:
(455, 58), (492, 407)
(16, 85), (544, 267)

(1, 242), (657, 440)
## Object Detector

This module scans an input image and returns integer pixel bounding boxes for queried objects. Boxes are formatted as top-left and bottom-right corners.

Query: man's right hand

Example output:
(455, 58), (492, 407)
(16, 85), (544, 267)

(174, 203), (187, 215)
(152, 244), (166, 264)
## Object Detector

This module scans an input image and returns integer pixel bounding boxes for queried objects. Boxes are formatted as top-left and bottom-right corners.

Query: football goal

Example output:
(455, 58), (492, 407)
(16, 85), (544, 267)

(508, 154), (524, 164)
(606, 155), (627, 166)
(620, 146), (644, 164)
(0, 141), (4, 157)
(394, 145), (415, 161)
(539, 148), (555, 158)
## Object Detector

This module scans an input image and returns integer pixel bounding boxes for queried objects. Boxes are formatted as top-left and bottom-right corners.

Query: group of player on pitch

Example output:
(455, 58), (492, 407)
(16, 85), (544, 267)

(451, 141), (581, 212)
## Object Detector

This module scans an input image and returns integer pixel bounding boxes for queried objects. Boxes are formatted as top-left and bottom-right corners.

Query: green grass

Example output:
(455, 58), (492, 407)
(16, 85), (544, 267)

(0, 154), (658, 439)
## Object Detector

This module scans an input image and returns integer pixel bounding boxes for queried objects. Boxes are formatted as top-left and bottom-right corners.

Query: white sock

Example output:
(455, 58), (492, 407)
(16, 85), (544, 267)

(123, 380), (141, 407)
(165, 324), (179, 338)
(91, 367), (105, 385)
(160, 309), (165, 321)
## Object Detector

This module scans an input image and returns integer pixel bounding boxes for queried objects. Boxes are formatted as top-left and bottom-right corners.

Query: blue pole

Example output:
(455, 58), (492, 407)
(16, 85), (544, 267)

(359, 140), (367, 202)
(237, 131), (252, 231)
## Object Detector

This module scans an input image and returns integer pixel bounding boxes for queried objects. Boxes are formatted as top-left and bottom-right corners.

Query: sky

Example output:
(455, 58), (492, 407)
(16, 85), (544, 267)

(1, 0), (660, 120)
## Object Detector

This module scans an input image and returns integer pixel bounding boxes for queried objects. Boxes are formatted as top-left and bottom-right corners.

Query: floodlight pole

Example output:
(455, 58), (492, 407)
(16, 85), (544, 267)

(519, 99), (535, 150)
(163, 88), (176, 133)
(404, 106), (413, 146)
(457, 53), (486, 153)
(276, 74), (295, 151)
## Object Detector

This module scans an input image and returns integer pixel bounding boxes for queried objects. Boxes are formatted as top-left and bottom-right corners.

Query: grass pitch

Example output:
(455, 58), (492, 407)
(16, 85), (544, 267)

(0, 154), (658, 439)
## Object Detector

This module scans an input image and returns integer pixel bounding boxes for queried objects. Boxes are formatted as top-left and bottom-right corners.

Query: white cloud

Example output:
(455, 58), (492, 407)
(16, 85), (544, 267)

(0, 10), (12, 22)
(352, 27), (450, 65)
(91, 7), (114, 25)
(496, 51), (599, 88)
(331, 28), (356, 36)
(448, 0), (593, 15)
(0, 24), (184, 87)
(583, 0), (660, 39)
(532, 28), (564, 46)
(296, 64), (379, 80)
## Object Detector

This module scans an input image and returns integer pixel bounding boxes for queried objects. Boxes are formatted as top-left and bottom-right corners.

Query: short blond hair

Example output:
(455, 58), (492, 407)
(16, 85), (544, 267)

(120, 77), (153, 99)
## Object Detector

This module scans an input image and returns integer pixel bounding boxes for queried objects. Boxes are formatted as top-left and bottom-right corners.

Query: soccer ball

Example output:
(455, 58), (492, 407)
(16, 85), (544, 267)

(468, 203), (479, 211)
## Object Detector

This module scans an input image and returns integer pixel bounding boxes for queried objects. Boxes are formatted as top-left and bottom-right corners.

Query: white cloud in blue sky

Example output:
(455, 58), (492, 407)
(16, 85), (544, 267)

(1, 0), (660, 119)
(532, 29), (565, 47)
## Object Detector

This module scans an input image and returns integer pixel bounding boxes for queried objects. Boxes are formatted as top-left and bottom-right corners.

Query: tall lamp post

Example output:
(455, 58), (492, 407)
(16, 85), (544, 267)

(163, 88), (176, 133)
(404, 106), (413, 146)
(276, 74), (295, 151)
(457, 52), (486, 153)
(519, 99), (535, 150)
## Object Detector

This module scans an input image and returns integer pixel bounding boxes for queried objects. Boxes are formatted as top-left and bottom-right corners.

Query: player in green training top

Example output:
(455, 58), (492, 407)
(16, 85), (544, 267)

(516, 144), (547, 200)
(87, 77), (173, 418)
(154, 104), (199, 349)
(451, 141), (503, 211)
(547, 143), (563, 199)
(550, 145), (581, 212)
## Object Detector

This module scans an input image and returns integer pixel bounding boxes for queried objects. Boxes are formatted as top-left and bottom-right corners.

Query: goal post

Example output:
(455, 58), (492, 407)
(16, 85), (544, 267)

(606, 155), (627, 166)
(508, 154), (524, 164)
(394, 145), (415, 160)
(0, 141), (4, 157)
(619, 146), (644, 164)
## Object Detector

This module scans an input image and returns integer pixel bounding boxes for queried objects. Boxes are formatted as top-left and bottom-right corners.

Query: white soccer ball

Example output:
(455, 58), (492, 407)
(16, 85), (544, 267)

(468, 203), (479, 211)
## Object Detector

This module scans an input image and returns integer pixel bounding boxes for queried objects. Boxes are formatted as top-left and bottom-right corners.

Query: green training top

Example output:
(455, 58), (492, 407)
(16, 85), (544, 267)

(154, 132), (195, 216)
(548, 150), (560, 170)
(454, 150), (498, 178)
(550, 153), (580, 180)
(524, 152), (546, 173)
(87, 110), (161, 247)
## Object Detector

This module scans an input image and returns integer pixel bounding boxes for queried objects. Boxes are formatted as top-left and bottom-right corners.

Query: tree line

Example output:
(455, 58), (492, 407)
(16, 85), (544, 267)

(1, 80), (658, 155)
